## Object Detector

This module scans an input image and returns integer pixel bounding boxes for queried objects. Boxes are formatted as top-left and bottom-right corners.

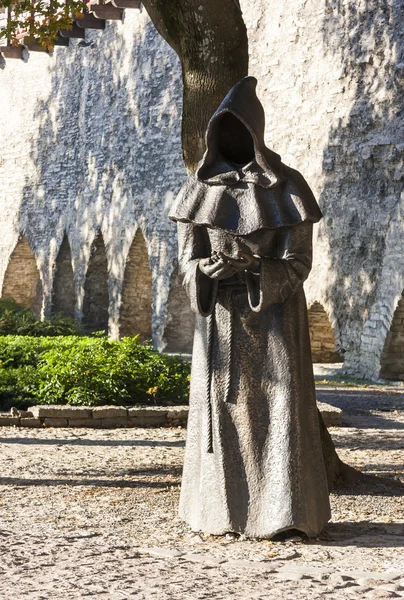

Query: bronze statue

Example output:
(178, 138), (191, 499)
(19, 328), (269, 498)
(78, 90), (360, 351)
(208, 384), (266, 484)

(169, 77), (331, 539)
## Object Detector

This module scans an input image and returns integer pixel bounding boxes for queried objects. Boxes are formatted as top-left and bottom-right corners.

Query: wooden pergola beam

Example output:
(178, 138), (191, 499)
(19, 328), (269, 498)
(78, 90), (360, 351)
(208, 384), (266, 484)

(75, 12), (106, 29)
(0, 0), (144, 60)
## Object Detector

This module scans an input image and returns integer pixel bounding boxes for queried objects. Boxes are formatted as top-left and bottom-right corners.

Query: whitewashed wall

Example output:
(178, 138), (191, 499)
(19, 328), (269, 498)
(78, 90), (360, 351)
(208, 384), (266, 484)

(1, 1), (403, 376)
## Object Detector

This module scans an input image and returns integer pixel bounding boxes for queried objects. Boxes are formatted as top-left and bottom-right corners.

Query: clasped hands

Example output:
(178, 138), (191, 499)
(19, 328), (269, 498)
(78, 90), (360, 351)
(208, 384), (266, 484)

(199, 251), (260, 280)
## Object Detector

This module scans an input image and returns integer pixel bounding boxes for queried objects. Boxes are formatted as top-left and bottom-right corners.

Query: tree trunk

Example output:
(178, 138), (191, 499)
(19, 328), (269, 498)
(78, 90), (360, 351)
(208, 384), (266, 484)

(143, 0), (361, 488)
(142, 0), (248, 170)
(318, 408), (365, 489)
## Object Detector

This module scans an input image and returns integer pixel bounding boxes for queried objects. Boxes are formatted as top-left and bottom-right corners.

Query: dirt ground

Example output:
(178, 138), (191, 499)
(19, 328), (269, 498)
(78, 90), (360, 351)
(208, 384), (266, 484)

(0, 382), (403, 599)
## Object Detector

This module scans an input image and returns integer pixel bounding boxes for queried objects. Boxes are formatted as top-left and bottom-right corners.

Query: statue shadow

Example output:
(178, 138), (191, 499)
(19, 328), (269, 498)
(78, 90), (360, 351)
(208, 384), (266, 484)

(0, 435), (185, 447)
(0, 474), (181, 489)
(321, 521), (404, 548)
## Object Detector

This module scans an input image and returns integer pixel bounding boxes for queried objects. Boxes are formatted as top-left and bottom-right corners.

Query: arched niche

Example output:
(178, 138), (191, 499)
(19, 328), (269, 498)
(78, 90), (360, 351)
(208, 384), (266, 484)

(119, 229), (153, 340)
(52, 235), (75, 318)
(380, 292), (404, 380)
(82, 233), (109, 333)
(1, 235), (43, 317)
(308, 302), (342, 363)
(163, 267), (194, 353)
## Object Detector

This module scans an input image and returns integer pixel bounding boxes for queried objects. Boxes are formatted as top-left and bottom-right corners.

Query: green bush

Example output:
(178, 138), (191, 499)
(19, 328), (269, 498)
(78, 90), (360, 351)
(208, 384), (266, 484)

(0, 335), (190, 410)
(0, 299), (81, 336)
(0, 366), (39, 410)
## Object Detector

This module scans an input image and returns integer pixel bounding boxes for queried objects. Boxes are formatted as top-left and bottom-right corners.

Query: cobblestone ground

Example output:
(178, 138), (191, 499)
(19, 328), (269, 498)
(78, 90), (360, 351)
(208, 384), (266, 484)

(0, 383), (403, 599)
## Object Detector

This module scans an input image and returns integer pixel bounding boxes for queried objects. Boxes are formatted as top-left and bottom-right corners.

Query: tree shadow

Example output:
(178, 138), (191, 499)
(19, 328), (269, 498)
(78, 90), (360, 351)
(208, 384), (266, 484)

(319, 1), (404, 377)
(0, 436), (185, 447)
(16, 11), (186, 345)
(0, 475), (181, 489)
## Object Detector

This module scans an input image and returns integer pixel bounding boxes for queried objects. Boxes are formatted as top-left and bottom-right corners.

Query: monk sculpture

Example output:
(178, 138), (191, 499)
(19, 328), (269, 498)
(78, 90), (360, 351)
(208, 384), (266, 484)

(169, 76), (331, 539)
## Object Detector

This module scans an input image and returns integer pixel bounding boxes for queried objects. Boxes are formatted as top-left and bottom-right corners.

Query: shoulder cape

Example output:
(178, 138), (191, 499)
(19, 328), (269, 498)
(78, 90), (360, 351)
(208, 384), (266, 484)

(169, 165), (322, 235)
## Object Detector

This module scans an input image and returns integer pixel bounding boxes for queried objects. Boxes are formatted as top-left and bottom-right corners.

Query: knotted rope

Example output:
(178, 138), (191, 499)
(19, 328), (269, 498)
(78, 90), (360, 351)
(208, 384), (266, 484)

(206, 311), (214, 454)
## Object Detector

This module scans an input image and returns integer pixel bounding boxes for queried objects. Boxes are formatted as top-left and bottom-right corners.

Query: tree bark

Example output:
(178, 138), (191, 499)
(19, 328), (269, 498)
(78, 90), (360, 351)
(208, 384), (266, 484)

(142, 0), (248, 170)
(143, 0), (362, 489)
(318, 408), (363, 489)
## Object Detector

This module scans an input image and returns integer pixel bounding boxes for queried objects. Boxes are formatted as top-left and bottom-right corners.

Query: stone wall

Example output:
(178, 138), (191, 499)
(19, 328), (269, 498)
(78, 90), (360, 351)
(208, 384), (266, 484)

(162, 268), (195, 353)
(380, 292), (404, 380)
(119, 229), (153, 340)
(2, 236), (43, 317)
(82, 233), (109, 334)
(242, 0), (404, 378)
(52, 235), (75, 319)
(0, 8), (193, 350)
(308, 302), (342, 364)
(1, 1), (403, 376)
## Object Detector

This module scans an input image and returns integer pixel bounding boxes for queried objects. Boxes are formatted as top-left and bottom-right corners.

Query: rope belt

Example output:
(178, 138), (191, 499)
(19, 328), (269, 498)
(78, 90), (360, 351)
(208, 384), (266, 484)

(206, 310), (214, 454)
(206, 286), (242, 453)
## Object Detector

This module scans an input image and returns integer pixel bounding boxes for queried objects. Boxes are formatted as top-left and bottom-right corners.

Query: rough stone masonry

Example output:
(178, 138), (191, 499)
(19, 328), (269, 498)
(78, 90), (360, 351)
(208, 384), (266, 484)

(0, 0), (403, 379)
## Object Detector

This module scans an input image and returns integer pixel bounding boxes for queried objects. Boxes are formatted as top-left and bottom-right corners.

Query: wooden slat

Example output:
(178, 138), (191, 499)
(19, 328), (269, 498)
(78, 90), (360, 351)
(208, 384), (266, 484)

(88, 2), (123, 20)
(53, 32), (70, 46)
(75, 12), (106, 29)
(0, 45), (24, 58)
(111, 0), (141, 8)
(59, 22), (85, 38)
(26, 41), (50, 52)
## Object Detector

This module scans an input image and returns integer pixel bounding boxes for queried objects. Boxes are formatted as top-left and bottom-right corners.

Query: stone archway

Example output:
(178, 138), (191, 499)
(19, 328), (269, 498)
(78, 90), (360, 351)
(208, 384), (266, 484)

(52, 235), (75, 318)
(1, 235), (43, 317)
(82, 233), (109, 334)
(308, 302), (342, 363)
(380, 292), (404, 380)
(163, 267), (194, 353)
(119, 229), (153, 340)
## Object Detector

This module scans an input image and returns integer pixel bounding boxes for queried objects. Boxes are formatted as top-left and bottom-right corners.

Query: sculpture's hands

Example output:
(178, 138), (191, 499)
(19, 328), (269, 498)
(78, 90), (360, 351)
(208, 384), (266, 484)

(219, 251), (261, 274)
(199, 250), (260, 279)
(199, 255), (235, 280)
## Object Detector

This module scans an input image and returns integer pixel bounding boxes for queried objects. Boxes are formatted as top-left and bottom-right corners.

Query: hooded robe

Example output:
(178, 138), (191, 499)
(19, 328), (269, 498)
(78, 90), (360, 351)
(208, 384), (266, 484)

(169, 76), (331, 538)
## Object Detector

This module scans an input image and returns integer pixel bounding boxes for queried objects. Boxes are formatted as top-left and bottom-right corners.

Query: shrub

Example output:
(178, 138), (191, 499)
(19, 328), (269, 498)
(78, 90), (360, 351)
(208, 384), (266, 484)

(0, 366), (39, 410)
(0, 299), (81, 336)
(0, 335), (190, 409)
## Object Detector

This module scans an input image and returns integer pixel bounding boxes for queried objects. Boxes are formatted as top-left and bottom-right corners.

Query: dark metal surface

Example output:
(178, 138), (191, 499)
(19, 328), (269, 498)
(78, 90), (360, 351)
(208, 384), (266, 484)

(169, 77), (331, 539)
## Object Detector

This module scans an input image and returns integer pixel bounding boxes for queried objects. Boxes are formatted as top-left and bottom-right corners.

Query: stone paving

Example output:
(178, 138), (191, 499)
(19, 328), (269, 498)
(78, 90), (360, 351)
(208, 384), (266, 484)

(0, 383), (403, 599)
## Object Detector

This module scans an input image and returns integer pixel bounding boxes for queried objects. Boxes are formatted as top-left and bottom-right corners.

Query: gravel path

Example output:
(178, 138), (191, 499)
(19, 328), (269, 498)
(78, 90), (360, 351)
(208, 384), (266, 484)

(1, 384), (403, 599)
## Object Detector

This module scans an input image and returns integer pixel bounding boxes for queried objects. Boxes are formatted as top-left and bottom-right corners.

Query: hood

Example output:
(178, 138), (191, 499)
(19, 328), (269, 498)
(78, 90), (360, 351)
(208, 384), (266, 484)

(169, 77), (323, 234)
(196, 76), (283, 187)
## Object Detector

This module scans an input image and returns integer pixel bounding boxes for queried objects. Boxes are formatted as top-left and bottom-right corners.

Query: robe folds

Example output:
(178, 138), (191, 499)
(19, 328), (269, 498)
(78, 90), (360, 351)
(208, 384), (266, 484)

(174, 221), (331, 538)
(169, 76), (331, 538)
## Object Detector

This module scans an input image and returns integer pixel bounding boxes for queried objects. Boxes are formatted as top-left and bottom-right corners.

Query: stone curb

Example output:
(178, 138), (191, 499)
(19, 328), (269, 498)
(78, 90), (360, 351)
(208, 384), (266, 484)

(0, 402), (342, 428)
(0, 405), (189, 428)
